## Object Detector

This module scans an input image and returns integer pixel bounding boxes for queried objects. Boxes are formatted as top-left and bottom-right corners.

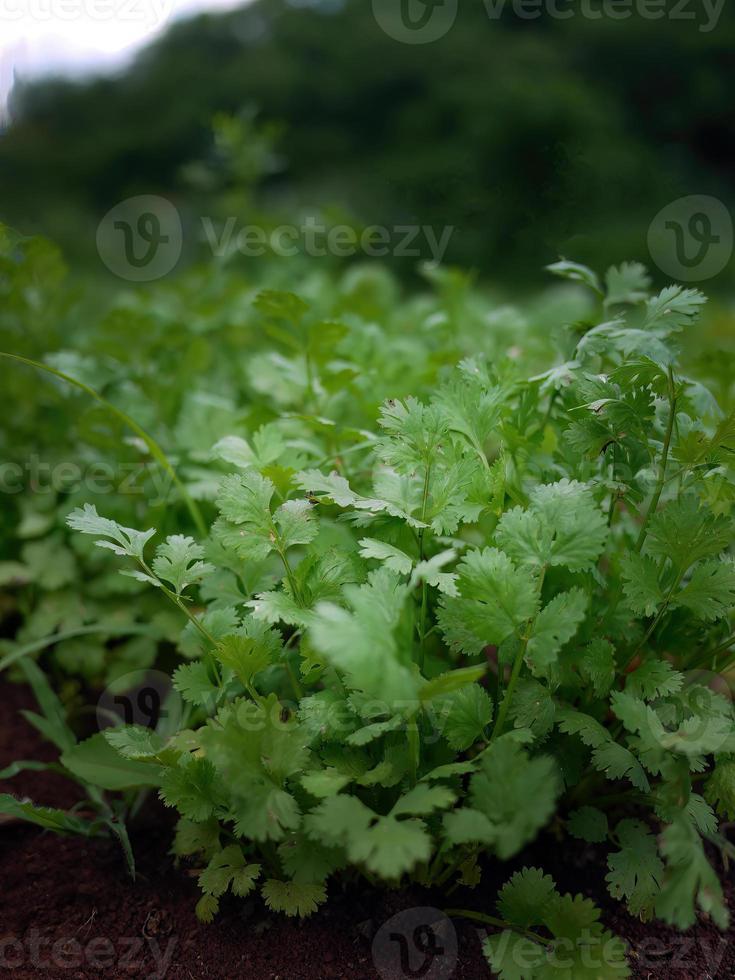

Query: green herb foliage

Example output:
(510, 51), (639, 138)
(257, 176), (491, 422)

(2, 240), (734, 970)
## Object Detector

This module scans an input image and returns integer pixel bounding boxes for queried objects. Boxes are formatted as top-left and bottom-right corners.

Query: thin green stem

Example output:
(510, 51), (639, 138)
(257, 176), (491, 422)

(407, 718), (420, 787)
(490, 566), (545, 740)
(284, 659), (304, 700)
(607, 442), (619, 527)
(277, 546), (303, 606)
(139, 561), (222, 684)
(304, 350), (315, 406)
(713, 650), (735, 677)
(417, 460), (433, 672)
(688, 632), (735, 671)
(418, 584), (429, 673)
(444, 909), (552, 948)
(490, 634), (529, 741)
(433, 849), (468, 889)
(634, 366), (677, 554)
(622, 570), (684, 671)
(540, 389), (559, 433)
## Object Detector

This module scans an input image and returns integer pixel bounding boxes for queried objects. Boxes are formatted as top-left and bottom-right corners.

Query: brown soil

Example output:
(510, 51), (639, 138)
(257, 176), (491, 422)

(0, 679), (733, 980)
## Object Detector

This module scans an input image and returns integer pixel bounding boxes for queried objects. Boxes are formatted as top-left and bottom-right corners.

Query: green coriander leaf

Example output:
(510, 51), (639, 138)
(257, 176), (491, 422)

(261, 880), (326, 918)
(568, 807), (609, 843)
(390, 784), (456, 817)
(497, 867), (558, 928)
(303, 795), (373, 849)
(620, 553), (664, 617)
(510, 679), (555, 740)
(497, 480), (608, 572)
(575, 639), (617, 699)
(301, 768), (351, 798)
(67, 503), (155, 560)
(376, 397), (447, 471)
(274, 498), (319, 551)
(672, 559), (735, 621)
(216, 633), (275, 688)
(195, 894), (219, 923)
(469, 740), (560, 858)
(643, 286), (707, 333)
(605, 262), (651, 308)
(526, 588), (588, 678)
(625, 660), (683, 700)
(358, 537), (413, 574)
(656, 816), (729, 930)
(439, 548), (539, 654)
(443, 807), (495, 846)
(173, 661), (219, 709)
(309, 568), (417, 703)
(349, 816), (431, 879)
(546, 259), (602, 294)
(104, 725), (165, 761)
(199, 845), (260, 898)
(439, 684), (494, 750)
(159, 757), (223, 822)
(278, 834), (344, 883)
(606, 819), (663, 919)
(705, 758), (735, 820)
(646, 498), (733, 573)
(151, 535), (213, 595)
(214, 471), (276, 561)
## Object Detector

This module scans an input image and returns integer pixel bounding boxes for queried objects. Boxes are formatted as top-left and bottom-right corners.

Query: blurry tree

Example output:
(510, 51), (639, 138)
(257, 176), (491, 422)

(1, 0), (733, 284)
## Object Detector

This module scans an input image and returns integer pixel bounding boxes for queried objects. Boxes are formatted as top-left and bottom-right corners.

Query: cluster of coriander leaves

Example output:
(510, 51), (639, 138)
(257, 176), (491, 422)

(3, 255), (735, 978)
(1, 222), (552, 691)
(79, 266), (734, 927)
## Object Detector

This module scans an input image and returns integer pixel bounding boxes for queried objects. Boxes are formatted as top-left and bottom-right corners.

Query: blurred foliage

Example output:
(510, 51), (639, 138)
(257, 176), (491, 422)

(0, 216), (597, 685)
(1, 0), (734, 283)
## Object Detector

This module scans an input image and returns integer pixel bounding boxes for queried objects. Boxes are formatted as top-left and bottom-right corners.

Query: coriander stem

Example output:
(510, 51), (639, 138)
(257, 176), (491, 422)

(444, 909), (552, 948)
(634, 366), (677, 554)
(417, 460), (433, 671)
(304, 350), (315, 405)
(490, 634), (529, 741)
(490, 565), (545, 741)
(622, 569), (684, 671)
(418, 583), (429, 672)
(433, 849), (467, 889)
(607, 442), (619, 527)
(407, 717), (420, 786)
(540, 389), (558, 432)
(277, 546), (302, 606)
(284, 659), (304, 700)
(138, 560), (223, 685)
(689, 632), (735, 671)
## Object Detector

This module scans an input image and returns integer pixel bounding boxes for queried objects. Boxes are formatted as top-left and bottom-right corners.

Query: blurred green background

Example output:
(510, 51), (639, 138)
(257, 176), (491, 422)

(1, 0), (734, 287)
